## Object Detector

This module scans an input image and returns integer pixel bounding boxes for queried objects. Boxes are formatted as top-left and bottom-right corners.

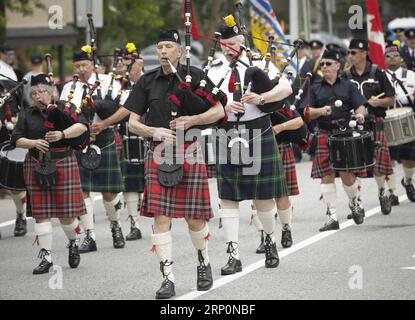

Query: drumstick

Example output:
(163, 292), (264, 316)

(374, 92), (385, 99)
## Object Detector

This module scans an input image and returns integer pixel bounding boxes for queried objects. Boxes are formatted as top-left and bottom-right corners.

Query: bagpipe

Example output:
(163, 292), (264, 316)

(270, 72), (312, 145)
(43, 54), (90, 150)
(167, 0), (227, 124)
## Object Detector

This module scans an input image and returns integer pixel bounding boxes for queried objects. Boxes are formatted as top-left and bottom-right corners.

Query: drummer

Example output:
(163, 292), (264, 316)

(384, 43), (415, 203)
(305, 49), (368, 231)
(0, 79), (27, 239)
(345, 39), (396, 216)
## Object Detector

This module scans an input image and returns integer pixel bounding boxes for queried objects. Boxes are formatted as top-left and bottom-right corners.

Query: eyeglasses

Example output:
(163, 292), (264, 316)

(386, 53), (400, 58)
(347, 50), (360, 56)
(320, 61), (333, 67)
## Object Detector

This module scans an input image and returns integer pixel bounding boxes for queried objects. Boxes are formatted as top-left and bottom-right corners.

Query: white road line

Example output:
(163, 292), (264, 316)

(0, 194), (103, 228)
(176, 194), (409, 300)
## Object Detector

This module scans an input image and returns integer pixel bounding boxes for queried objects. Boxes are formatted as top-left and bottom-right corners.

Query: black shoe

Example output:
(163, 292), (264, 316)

(264, 233), (279, 268)
(126, 226), (142, 241)
(350, 198), (365, 225)
(221, 256), (242, 275)
(14, 214), (27, 237)
(319, 218), (340, 232)
(111, 221), (125, 249)
(33, 249), (53, 275)
(256, 231), (265, 254)
(79, 231), (97, 254)
(389, 193), (399, 206)
(402, 178), (415, 202)
(281, 226), (293, 248)
(68, 240), (80, 269)
(379, 188), (392, 215)
(155, 278), (176, 299)
(221, 242), (242, 275)
(197, 263), (213, 291)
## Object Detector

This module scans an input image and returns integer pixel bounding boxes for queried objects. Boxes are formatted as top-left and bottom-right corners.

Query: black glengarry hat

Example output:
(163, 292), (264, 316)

(219, 14), (242, 40)
(31, 74), (51, 87)
(349, 39), (368, 51)
(157, 29), (181, 45)
(321, 49), (341, 62)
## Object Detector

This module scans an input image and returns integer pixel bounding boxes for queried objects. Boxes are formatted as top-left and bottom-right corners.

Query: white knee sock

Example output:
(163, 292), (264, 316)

(61, 219), (80, 241)
(343, 180), (359, 201)
(257, 207), (277, 242)
(34, 222), (52, 262)
(10, 191), (26, 217)
(80, 198), (95, 240)
(278, 205), (292, 229)
(403, 166), (415, 183)
(103, 194), (122, 222)
(374, 175), (386, 192)
(250, 207), (264, 231)
(188, 223), (210, 266)
(321, 183), (337, 220)
(387, 172), (397, 193)
(219, 208), (239, 259)
(152, 231), (174, 282)
(123, 192), (140, 228)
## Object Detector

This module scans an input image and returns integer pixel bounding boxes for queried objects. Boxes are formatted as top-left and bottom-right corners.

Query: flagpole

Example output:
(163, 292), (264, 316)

(290, 0), (299, 41)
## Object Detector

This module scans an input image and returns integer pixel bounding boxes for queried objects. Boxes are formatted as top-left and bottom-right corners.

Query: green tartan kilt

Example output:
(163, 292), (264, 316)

(390, 140), (415, 161)
(120, 146), (145, 193)
(216, 123), (288, 201)
(76, 141), (123, 193)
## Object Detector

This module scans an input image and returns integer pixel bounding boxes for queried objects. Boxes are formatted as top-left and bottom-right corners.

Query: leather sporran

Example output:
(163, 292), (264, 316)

(35, 160), (57, 189)
(80, 144), (102, 170)
(157, 163), (183, 187)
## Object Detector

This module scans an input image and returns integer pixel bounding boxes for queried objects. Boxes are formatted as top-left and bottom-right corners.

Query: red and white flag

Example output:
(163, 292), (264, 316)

(366, 0), (386, 69)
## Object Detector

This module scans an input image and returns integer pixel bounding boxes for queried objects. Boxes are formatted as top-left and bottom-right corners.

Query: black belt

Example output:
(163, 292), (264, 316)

(30, 149), (72, 160)
(222, 115), (271, 131)
(94, 128), (115, 147)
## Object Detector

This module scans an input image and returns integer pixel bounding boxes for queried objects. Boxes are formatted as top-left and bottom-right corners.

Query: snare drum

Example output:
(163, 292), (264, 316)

(121, 123), (147, 164)
(384, 107), (415, 146)
(0, 141), (27, 190)
(328, 130), (375, 170)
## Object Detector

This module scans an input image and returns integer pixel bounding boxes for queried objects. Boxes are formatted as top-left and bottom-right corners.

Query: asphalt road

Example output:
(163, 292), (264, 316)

(0, 160), (414, 300)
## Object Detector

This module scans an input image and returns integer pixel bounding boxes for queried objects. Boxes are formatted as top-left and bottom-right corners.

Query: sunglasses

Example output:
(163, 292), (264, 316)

(320, 61), (333, 67)
(386, 53), (400, 58)
(347, 50), (360, 56)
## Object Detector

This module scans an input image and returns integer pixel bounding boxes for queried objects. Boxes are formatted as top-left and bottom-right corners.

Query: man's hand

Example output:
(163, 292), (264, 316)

(272, 124), (285, 135)
(170, 116), (195, 130)
(241, 92), (261, 105)
(45, 131), (63, 143)
(226, 101), (245, 114)
(153, 127), (176, 143)
(32, 139), (49, 153)
(355, 113), (365, 124)
(320, 106), (332, 117)
(368, 96), (381, 107)
(91, 121), (107, 135)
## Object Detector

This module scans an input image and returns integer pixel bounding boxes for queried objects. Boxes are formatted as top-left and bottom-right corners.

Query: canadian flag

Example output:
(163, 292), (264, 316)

(366, 0), (386, 69)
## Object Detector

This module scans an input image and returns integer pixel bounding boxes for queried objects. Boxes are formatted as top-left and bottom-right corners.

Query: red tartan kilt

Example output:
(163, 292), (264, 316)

(114, 127), (123, 161)
(140, 142), (213, 220)
(24, 149), (86, 219)
(311, 129), (367, 179)
(365, 119), (393, 177)
(278, 143), (299, 196)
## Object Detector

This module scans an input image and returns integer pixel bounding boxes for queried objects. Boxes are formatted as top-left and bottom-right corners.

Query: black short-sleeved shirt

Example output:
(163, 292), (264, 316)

(11, 105), (88, 148)
(310, 76), (367, 123)
(123, 64), (206, 128)
(345, 62), (395, 118)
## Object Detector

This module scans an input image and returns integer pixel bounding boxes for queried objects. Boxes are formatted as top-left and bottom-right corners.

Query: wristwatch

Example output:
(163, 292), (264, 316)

(259, 95), (265, 105)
